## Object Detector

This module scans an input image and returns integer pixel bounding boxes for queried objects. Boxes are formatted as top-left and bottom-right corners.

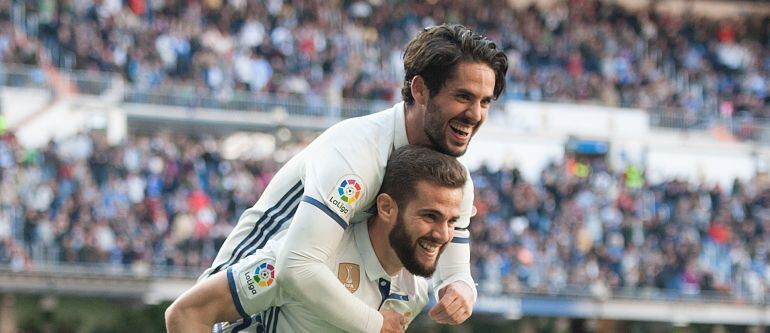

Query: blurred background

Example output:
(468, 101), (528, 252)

(1, 0), (770, 332)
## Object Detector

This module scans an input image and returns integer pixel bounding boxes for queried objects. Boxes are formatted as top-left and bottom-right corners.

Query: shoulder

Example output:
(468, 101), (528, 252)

(303, 110), (395, 185)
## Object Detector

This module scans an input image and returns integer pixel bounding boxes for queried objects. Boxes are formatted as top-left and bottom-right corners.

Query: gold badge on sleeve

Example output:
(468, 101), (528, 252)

(337, 263), (360, 293)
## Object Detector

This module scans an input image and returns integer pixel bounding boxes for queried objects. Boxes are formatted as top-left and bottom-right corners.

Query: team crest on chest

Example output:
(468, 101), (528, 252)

(338, 263), (360, 293)
(327, 175), (365, 220)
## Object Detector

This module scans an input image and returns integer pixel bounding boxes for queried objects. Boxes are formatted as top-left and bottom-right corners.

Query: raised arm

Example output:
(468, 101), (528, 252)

(275, 202), (387, 332)
(274, 143), (396, 333)
(429, 168), (477, 324)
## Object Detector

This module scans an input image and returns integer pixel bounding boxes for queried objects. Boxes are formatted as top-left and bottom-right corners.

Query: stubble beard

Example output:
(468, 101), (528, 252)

(389, 210), (446, 277)
(422, 99), (470, 157)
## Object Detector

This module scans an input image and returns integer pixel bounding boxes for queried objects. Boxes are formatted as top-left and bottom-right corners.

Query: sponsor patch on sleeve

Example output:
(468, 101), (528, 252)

(326, 175), (365, 221)
(236, 259), (276, 300)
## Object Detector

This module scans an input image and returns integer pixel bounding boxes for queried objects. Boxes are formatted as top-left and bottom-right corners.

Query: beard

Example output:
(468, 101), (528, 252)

(422, 99), (474, 157)
(388, 210), (447, 277)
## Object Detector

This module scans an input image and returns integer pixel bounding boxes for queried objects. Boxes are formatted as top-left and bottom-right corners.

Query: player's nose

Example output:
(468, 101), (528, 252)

(464, 101), (484, 124)
(430, 221), (452, 244)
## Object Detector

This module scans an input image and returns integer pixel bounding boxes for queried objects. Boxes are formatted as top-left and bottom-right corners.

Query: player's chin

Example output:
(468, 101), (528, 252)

(442, 142), (469, 157)
(415, 258), (438, 275)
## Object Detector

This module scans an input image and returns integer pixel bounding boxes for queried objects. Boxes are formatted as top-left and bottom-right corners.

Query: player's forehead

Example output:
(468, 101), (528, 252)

(408, 181), (462, 216)
(441, 61), (496, 98)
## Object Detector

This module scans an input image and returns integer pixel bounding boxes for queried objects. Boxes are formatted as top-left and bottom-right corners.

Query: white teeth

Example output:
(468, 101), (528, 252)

(418, 240), (438, 253)
(449, 123), (472, 136)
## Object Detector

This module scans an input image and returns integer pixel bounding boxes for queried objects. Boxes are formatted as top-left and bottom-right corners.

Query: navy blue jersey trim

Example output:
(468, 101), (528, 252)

(225, 181), (303, 270)
(301, 196), (348, 230)
(244, 200), (300, 258)
(263, 307), (281, 333)
(270, 307), (281, 333)
(226, 267), (249, 319)
(377, 278), (391, 310)
(210, 181), (303, 276)
(231, 316), (252, 333)
(264, 308), (273, 333)
(451, 236), (470, 244)
(386, 293), (409, 301)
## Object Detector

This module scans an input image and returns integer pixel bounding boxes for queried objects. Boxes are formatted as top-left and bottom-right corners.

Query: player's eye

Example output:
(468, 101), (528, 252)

(456, 94), (471, 101)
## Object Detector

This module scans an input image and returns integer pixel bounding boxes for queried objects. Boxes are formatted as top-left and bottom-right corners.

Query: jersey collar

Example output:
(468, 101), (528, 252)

(353, 221), (391, 282)
(393, 101), (408, 150)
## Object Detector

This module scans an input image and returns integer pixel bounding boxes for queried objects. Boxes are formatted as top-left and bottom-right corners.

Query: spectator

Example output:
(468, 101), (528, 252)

(4, 127), (770, 301)
(3, 0), (770, 127)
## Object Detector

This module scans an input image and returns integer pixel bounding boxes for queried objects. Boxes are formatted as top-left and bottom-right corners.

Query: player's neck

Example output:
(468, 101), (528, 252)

(404, 102), (428, 147)
(368, 218), (403, 276)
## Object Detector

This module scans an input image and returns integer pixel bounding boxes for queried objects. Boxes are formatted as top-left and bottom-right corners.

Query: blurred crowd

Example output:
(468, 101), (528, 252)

(470, 155), (770, 302)
(1, 0), (770, 121)
(3, 129), (770, 302)
(0, 130), (311, 275)
(2, 0), (770, 301)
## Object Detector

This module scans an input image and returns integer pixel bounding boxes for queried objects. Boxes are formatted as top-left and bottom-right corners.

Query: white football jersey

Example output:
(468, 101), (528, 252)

(219, 222), (429, 333)
(201, 102), (475, 333)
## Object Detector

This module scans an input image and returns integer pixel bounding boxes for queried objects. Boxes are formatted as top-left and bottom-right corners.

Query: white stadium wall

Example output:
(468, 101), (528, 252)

(2, 84), (768, 187)
(463, 130), (564, 180)
(1, 87), (52, 129)
(2, 88), (126, 148)
(462, 101), (767, 188)
(506, 100), (650, 140)
(644, 136), (758, 187)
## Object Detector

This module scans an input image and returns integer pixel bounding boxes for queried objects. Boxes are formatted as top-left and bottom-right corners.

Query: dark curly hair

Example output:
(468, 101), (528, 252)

(379, 145), (466, 206)
(401, 24), (508, 105)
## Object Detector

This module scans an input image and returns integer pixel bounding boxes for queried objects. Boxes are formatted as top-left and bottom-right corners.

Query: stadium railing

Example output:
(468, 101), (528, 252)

(3, 64), (768, 143)
(3, 259), (762, 305)
(6, 259), (770, 326)
(0, 64), (50, 90)
(648, 108), (770, 143)
(0, 63), (114, 96)
(123, 88), (389, 120)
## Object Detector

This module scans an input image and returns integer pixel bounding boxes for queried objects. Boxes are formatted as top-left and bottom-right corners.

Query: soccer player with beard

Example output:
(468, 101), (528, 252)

(197, 24), (507, 333)
(166, 145), (468, 333)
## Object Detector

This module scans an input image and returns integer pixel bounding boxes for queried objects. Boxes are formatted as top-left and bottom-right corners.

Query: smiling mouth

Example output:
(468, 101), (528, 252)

(418, 239), (440, 255)
(449, 122), (472, 138)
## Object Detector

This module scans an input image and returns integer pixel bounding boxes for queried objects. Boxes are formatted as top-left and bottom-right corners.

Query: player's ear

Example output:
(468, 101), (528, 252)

(376, 193), (397, 221)
(411, 75), (428, 106)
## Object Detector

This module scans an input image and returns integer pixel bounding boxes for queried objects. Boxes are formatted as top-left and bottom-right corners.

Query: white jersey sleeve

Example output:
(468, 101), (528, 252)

(275, 135), (385, 333)
(227, 251), (281, 318)
(431, 166), (478, 302)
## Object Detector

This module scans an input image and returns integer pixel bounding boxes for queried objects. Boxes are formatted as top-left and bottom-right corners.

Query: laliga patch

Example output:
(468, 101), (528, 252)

(327, 175), (364, 220)
(238, 259), (275, 300)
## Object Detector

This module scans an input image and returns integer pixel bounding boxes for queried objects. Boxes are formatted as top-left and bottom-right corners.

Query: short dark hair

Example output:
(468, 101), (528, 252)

(401, 24), (508, 105)
(380, 145), (467, 206)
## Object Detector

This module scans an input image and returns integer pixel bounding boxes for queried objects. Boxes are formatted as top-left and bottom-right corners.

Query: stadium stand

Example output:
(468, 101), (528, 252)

(2, 0), (770, 128)
(5, 0), (770, 330)
(1, 128), (769, 304)
(470, 157), (770, 303)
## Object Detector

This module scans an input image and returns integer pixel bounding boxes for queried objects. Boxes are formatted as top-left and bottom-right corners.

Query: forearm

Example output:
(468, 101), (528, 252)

(428, 232), (476, 325)
(434, 171), (478, 301)
(280, 253), (383, 333)
(165, 306), (218, 333)
(276, 201), (383, 333)
(165, 271), (240, 333)
(433, 232), (477, 302)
